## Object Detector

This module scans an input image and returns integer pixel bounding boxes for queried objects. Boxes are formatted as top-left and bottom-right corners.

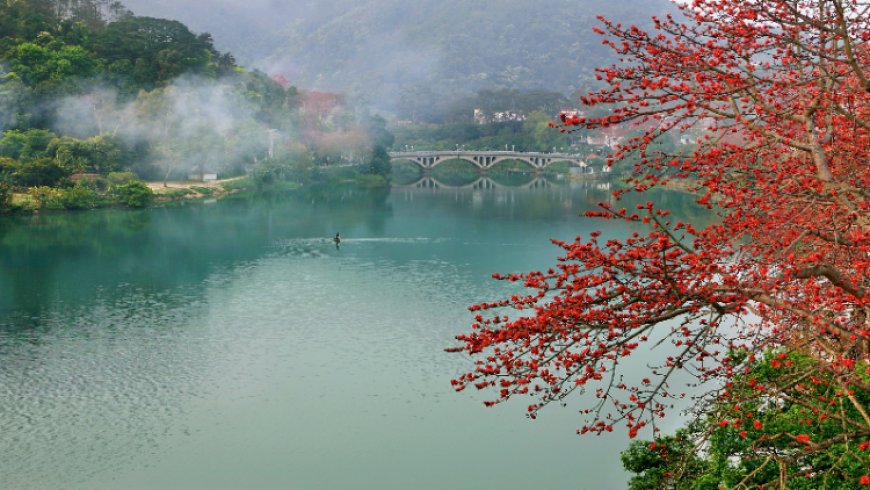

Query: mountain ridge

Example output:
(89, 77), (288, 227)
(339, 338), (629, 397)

(120, 0), (679, 117)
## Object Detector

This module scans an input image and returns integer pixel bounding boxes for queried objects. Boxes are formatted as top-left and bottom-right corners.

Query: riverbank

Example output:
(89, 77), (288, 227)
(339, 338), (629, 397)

(5, 177), (251, 213)
(146, 176), (259, 203)
(5, 176), (266, 214)
(3, 165), (389, 215)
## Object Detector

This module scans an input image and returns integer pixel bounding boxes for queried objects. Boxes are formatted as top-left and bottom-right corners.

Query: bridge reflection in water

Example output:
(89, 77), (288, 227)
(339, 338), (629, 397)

(391, 178), (616, 215)
(393, 175), (612, 191)
(394, 175), (565, 190)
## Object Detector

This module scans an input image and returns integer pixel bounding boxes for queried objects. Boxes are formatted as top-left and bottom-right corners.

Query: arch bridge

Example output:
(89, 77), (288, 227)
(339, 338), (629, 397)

(389, 150), (603, 173)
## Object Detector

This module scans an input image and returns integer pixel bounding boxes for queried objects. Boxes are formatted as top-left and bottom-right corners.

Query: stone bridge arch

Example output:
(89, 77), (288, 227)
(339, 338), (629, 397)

(389, 150), (594, 173)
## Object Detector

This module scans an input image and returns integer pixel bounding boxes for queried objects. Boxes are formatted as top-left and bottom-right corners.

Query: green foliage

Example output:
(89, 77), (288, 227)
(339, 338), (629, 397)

(12, 157), (70, 187)
(0, 70), (32, 129)
(233, 69), (295, 127)
(390, 160), (423, 185)
(621, 427), (712, 490)
(252, 152), (315, 187)
(0, 0), (56, 42)
(46, 134), (123, 173)
(86, 16), (217, 89)
(0, 156), (17, 179)
(0, 1), (232, 100)
(355, 173), (388, 188)
(0, 181), (12, 212)
(252, 158), (288, 186)
(365, 145), (392, 183)
(623, 353), (870, 490)
(11, 42), (100, 86)
(73, 173), (109, 192)
(58, 183), (99, 209)
(189, 186), (214, 196)
(112, 180), (152, 207)
(27, 185), (63, 208)
(0, 129), (57, 161)
(218, 177), (255, 192)
(106, 171), (138, 185)
(430, 159), (481, 185)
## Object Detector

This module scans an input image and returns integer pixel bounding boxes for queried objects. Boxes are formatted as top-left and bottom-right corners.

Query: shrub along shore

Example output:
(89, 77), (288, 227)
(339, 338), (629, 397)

(2, 164), (392, 214)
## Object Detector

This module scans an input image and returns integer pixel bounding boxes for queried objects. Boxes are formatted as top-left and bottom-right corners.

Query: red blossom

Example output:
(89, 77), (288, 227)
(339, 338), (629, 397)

(450, 0), (869, 447)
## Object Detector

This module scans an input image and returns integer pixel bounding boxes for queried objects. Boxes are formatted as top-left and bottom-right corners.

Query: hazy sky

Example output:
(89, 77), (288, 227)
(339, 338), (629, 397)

(118, 0), (677, 113)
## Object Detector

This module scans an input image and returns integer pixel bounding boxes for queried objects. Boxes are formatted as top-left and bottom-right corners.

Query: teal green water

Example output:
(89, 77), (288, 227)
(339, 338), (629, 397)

(0, 183), (706, 490)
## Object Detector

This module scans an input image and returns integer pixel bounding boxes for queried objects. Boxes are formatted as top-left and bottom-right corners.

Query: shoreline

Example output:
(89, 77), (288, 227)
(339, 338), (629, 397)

(5, 176), (263, 215)
(5, 171), (628, 216)
(146, 176), (258, 204)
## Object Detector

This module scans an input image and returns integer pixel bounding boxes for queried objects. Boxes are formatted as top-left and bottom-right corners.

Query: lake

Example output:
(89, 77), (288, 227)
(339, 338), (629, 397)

(0, 182), (706, 490)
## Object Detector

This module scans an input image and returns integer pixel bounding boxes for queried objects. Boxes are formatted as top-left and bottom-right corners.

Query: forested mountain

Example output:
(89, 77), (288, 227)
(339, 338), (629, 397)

(0, 0), (391, 212)
(119, 0), (678, 120)
(0, 0), (239, 128)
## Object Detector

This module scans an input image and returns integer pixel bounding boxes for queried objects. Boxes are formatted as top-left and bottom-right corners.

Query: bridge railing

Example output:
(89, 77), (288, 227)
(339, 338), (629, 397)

(388, 150), (585, 159)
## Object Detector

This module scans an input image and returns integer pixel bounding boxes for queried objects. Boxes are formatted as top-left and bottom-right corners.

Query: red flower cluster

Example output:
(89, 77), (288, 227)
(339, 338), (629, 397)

(450, 0), (869, 446)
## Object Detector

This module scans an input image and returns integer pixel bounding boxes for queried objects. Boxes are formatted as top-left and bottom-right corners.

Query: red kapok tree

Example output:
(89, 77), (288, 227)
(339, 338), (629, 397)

(451, 0), (869, 451)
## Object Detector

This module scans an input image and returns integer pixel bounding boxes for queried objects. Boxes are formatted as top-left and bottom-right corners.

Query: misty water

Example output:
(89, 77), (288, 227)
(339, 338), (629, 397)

(0, 183), (707, 490)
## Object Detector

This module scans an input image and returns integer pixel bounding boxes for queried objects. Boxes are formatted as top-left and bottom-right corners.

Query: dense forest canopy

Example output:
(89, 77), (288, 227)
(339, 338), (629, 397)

(0, 0), (237, 127)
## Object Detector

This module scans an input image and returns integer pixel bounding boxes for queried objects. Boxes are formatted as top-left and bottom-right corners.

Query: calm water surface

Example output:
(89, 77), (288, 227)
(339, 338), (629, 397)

(0, 183), (706, 490)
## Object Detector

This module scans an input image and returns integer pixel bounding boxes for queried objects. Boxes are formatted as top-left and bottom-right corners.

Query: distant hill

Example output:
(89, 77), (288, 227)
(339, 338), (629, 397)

(121, 0), (678, 119)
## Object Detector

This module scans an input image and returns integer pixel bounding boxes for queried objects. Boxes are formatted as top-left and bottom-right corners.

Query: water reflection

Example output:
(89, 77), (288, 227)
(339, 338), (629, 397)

(0, 185), (710, 490)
